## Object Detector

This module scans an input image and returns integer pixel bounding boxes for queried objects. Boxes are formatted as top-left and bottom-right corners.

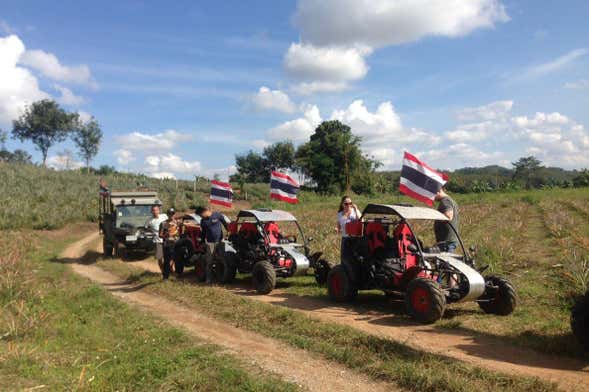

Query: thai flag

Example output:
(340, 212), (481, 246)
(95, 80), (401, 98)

(210, 180), (233, 208)
(270, 171), (299, 204)
(399, 151), (449, 206)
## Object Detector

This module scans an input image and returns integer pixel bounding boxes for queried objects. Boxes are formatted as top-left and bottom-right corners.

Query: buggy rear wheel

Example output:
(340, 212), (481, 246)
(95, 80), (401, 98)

(478, 276), (517, 316)
(405, 278), (446, 324)
(174, 239), (193, 275)
(252, 261), (276, 294)
(314, 259), (333, 286)
(572, 291), (589, 350)
(327, 264), (357, 302)
(193, 255), (207, 282)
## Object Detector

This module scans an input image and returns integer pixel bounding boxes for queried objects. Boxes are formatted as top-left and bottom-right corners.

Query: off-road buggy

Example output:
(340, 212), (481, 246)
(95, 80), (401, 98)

(220, 209), (332, 293)
(327, 203), (517, 323)
(572, 290), (589, 350)
(99, 191), (162, 258)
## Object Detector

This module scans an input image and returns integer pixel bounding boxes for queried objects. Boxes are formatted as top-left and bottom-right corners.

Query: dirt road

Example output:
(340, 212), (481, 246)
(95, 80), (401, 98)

(113, 241), (589, 391)
(62, 233), (397, 392)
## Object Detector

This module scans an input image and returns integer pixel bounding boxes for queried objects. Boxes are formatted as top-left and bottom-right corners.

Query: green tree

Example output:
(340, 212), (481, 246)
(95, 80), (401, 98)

(263, 141), (295, 171)
(0, 149), (32, 164)
(11, 99), (77, 166)
(72, 116), (103, 173)
(573, 169), (589, 187)
(233, 150), (267, 183)
(512, 156), (543, 189)
(0, 129), (7, 147)
(295, 120), (379, 193)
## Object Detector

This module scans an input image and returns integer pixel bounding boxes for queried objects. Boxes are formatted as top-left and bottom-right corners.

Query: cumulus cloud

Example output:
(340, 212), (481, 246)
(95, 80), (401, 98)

(294, 0), (509, 48)
(144, 153), (202, 178)
(456, 100), (513, 122)
(249, 86), (296, 113)
(54, 84), (85, 106)
(0, 34), (49, 125)
(20, 48), (97, 87)
(114, 149), (135, 165)
(77, 110), (92, 123)
(47, 152), (83, 170)
(285, 1), (508, 94)
(266, 104), (322, 142)
(115, 129), (193, 151)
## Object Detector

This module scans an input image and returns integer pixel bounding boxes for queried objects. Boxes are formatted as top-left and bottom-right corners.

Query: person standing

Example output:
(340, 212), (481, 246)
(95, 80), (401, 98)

(159, 208), (180, 280)
(433, 188), (460, 252)
(146, 205), (168, 272)
(336, 196), (362, 264)
(195, 206), (230, 284)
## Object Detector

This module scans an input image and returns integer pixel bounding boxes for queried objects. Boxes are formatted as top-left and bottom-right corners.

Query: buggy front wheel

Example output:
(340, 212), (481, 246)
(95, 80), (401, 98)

(478, 276), (517, 316)
(314, 259), (333, 286)
(405, 278), (446, 324)
(252, 261), (276, 294)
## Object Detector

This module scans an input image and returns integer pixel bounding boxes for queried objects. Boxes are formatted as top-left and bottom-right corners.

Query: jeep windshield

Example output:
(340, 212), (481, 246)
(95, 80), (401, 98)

(115, 205), (152, 229)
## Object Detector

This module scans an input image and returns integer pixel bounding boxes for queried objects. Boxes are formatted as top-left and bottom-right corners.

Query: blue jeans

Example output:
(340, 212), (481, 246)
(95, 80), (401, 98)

(441, 242), (457, 253)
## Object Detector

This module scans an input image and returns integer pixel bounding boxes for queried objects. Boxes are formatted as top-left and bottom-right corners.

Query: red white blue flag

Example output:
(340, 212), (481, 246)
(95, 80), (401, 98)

(210, 180), (233, 207)
(400, 151), (449, 206)
(270, 171), (299, 204)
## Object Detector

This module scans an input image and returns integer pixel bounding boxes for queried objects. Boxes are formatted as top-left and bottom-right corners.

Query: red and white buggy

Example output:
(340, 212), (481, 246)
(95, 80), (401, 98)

(327, 203), (517, 323)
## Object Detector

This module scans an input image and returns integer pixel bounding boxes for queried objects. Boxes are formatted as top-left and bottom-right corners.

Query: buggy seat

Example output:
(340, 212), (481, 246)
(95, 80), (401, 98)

(394, 222), (418, 268)
(264, 222), (281, 244)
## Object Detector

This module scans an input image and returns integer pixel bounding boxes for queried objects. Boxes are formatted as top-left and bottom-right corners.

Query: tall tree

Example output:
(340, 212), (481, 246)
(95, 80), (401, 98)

(72, 116), (103, 174)
(512, 156), (543, 189)
(11, 99), (77, 166)
(263, 141), (295, 171)
(0, 129), (7, 148)
(233, 150), (267, 183)
(295, 120), (379, 193)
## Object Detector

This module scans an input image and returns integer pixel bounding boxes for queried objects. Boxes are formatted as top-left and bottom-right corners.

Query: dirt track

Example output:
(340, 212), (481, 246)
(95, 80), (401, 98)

(62, 233), (396, 392)
(69, 233), (589, 391)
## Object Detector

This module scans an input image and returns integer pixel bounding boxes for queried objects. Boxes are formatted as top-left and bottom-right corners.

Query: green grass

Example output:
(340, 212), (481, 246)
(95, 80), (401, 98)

(0, 227), (298, 391)
(98, 260), (556, 392)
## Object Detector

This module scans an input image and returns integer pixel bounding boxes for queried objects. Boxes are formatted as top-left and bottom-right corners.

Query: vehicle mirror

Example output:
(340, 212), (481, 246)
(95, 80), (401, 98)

(407, 244), (418, 253)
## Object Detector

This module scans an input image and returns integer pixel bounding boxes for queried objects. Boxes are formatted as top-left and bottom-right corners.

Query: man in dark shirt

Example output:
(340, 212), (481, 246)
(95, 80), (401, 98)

(433, 188), (460, 252)
(196, 206), (230, 283)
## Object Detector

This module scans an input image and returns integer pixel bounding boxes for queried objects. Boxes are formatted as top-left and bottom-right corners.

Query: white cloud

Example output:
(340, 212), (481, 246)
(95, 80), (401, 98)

(249, 86), (296, 113)
(144, 153), (202, 177)
(456, 100), (513, 122)
(284, 43), (369, 83)
(20, 48), (97, 87)
(114, 149), (135, 165)
(0, 34), (49, 125)
(294, 0), (509, 48)
(114, 129), (192, 151)
(266, 104), (322, 142)
(522, 48), (588, 79)
(77, 110), (92, 123)
(291, 81), (349, 95)
(564, 79), (589, 89)
(54, 84), (85, 106)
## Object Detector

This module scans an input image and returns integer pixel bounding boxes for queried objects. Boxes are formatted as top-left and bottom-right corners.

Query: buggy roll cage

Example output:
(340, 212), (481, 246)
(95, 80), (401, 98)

(358, 203), (468, 264)
(229, 209), (308, 248)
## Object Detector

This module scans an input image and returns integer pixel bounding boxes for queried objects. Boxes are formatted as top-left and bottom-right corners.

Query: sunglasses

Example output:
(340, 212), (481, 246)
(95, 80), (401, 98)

(343, 202), (352, 205)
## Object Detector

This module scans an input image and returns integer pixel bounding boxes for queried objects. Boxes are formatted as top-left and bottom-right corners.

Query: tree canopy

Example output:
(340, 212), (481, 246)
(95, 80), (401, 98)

(11, 99), (77, 166)
(512, 156), (543, 189)
(72, 116), (103, 173)
(232, 141), (296, 183)
(295, 120), (379, 194)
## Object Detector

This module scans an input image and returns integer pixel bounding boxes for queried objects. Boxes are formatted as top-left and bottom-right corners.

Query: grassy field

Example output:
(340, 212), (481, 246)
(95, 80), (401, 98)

(0, 224), (297, 391)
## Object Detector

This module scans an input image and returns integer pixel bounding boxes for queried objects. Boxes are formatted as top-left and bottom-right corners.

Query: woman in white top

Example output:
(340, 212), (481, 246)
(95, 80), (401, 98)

(336, 195), (361, 263)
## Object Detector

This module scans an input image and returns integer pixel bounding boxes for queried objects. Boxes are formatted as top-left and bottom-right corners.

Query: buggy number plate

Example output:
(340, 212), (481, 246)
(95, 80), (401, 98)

(126, 235), (137, 242)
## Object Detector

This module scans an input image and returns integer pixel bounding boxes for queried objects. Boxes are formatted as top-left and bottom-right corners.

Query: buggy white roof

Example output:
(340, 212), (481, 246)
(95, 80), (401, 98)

(237, 209), (297, 222)
(362, 203), (448, 221)
(109, 191), (161, 206)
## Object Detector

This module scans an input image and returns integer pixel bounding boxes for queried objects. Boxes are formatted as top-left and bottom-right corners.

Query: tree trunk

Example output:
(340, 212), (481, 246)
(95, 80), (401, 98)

(42, 149), (48, 167)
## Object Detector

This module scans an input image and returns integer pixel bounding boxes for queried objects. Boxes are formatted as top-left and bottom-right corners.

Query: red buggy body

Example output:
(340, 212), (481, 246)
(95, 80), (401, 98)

(327, 203), (517, 323)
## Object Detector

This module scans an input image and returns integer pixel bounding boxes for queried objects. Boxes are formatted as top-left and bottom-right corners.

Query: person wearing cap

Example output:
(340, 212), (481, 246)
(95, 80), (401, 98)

(159, 207), (180, 280)
(195, 206), (230, 284)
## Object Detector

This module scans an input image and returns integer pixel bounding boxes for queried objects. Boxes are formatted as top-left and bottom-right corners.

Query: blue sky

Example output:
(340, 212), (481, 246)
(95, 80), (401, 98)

(1, 0), (588, 178)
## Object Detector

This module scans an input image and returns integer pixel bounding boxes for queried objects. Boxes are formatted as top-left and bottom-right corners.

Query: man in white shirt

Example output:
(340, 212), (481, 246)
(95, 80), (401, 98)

(146, 205), (168, 269)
